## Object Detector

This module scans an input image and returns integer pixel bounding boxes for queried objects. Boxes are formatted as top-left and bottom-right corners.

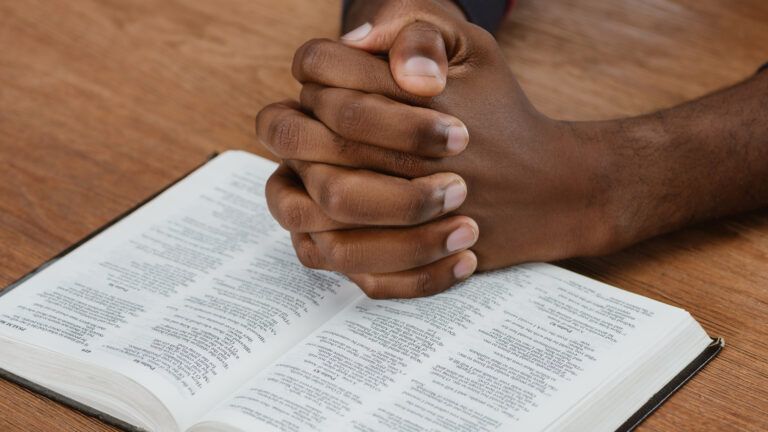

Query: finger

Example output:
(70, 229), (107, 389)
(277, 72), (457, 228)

(266, 164), (355, 232)
(286, 160), (467, 226)
(346, 250), (478, 299)
(293, 39), (420, 105)
(298, 28), (497, 101)
(388, 21), (449, 97)
(291, 216), (479, 274)
(300, 84), (468, 157)
(340, 2), (464, 57)
(255, 100), (432, 178)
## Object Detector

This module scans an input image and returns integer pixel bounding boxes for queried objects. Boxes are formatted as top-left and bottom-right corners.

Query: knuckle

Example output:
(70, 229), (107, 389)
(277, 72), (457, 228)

(411, 271), (434, 296)
(294, 237), (323, 269)
(357, 274), (386, 299)
(338, 100), (365, 136)
(255, 104), (280, 141)
(265, 166), (283, 194)
(402, 189), (429, 224)
(265, 173), (286, 219)
(318, 176), (351, 216)
(299, 83), (321, 108)
(410, 21), (442, 40)
(276, 198), (306, 232)
(268, 112), (302, 156)
(331, 134), (354, 155)
(293, 38), (330, 79)
(323, 235), (357, 270)
(411, 118), (443, 153)
(407, 232), (428, 263)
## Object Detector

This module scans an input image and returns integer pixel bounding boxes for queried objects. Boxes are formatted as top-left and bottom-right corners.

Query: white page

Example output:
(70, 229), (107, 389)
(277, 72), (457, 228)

(0, 151), (363, 430)
(196, 264), (690, 432)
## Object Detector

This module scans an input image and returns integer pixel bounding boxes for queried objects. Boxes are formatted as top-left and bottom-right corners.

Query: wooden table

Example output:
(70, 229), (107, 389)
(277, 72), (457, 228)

(1, 0), (766, 430)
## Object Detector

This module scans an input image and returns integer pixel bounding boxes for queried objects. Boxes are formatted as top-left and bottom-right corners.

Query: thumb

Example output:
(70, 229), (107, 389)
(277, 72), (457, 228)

(342, 21), (450, 97)
(389, 22), (449, 97)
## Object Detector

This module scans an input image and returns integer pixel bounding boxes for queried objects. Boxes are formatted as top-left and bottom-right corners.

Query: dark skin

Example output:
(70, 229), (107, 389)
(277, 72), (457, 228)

(256, 0), (768, 298)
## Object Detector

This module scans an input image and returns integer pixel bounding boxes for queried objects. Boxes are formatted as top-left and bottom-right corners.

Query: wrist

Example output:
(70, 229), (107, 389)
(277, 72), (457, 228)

(543, 119), (627, 257)
(565, 115), (685, 254)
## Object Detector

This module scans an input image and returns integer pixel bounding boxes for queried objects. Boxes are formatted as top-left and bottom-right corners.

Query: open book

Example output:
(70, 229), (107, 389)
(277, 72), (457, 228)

(0, 151), (721, 432)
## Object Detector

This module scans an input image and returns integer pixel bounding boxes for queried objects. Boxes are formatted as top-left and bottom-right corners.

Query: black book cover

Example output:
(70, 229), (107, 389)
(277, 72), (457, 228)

(0, 153), (723, 432)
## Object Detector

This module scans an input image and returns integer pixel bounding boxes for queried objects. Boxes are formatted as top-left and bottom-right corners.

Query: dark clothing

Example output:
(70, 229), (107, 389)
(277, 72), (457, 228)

(451, 0), (510, 33)
(342, 0), (512, 34)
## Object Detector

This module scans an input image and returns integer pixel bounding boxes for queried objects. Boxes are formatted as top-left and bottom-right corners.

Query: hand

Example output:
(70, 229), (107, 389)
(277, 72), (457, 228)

(341, 0), (468, 97)
(258, 1), (620, 298)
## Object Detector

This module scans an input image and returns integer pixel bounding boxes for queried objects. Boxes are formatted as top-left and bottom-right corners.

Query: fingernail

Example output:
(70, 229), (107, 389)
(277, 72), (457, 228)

(341, 22), (372, 41)
(446, 224), (478, 252)
(402, 56), (442, 78)
(453, 254), (478, 280)
(446, 124), (469, 154)
(442, 179), (467, 212)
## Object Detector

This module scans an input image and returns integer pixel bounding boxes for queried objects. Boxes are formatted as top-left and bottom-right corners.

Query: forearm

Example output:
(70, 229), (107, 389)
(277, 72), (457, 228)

(580, 71), (768, 247)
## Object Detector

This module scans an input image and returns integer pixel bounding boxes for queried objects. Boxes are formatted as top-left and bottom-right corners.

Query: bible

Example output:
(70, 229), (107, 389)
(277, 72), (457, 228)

(0, 151), (722, 432)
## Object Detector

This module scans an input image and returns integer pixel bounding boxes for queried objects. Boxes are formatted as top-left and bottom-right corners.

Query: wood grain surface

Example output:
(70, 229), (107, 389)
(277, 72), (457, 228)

(1, 0), (766, 430)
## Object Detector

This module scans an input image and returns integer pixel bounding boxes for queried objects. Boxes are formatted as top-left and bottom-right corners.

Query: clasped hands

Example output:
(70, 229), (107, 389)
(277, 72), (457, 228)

(258, 0), (623, 298)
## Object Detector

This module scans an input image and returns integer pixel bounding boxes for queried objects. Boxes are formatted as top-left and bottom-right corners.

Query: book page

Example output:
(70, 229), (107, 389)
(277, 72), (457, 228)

(195, 264), (691, 432)
(0, 151), (362, 430)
